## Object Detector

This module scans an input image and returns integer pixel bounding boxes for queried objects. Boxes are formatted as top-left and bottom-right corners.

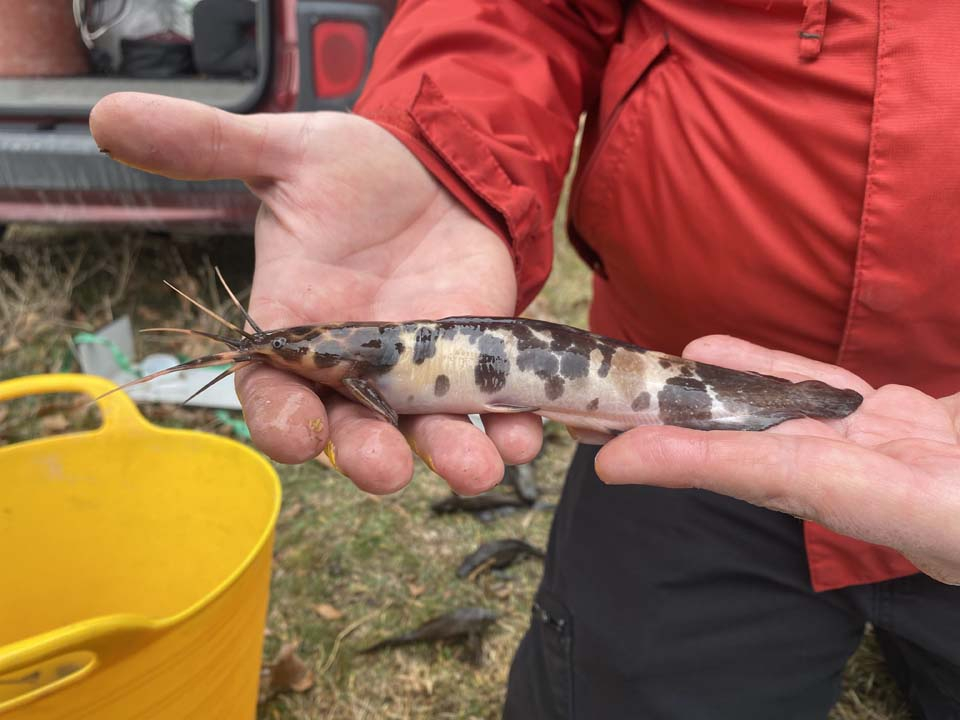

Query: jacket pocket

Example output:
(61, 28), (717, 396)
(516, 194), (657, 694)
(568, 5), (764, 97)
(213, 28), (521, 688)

(567, 29), (670, 277)
(597, 32), (670, 131)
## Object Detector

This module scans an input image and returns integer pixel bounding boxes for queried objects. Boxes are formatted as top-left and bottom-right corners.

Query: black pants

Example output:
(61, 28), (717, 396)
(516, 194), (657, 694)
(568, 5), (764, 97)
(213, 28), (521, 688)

(503, 444), (960, 720)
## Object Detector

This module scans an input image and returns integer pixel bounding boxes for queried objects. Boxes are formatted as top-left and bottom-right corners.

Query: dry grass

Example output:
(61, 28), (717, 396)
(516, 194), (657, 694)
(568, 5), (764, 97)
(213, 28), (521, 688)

(258, 429), (573, 720)
(0, 216), (911, 719)
(0, 226), (259, 441)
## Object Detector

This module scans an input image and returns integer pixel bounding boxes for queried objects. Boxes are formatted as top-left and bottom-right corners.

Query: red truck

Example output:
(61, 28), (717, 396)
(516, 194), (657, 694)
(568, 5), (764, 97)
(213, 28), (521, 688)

(0, 0), (395, 234)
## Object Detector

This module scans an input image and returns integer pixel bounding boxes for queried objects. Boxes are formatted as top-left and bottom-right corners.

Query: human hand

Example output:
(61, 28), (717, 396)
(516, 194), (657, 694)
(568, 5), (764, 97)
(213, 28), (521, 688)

(89, 93), (542, 495)
(595, 335), (960, 585)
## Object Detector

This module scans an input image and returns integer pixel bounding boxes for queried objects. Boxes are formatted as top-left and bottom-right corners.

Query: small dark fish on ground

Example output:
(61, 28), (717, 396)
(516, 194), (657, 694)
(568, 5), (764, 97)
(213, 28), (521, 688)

(430, 493), (527, 515)
(456, 538), (546, 579)
(475, 505), (526, 523)
(476, 499), (556, 523)
(502, 463), (539, 504)
(359, 607), (498, 664)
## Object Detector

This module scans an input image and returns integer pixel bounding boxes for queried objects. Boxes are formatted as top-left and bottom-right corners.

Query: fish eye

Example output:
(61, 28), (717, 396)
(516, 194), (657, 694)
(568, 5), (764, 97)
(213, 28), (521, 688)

(271, 338), (287, 350)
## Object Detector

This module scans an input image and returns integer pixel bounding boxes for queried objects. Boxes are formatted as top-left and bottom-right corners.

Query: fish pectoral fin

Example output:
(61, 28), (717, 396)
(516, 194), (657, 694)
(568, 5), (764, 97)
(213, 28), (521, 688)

(482, 403), (540, 414)
(342, 377), (399, 426)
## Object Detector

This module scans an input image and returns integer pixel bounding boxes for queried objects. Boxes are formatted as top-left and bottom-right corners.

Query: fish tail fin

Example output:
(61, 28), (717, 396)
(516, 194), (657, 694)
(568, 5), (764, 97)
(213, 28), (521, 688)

(681, 364), (865, 431)
(789, 379), (864, 419)
(359, 637), (407, 654)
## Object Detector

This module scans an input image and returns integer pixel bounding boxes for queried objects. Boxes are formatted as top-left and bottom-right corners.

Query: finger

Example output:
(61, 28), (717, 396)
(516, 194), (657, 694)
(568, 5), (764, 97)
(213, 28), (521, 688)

(480, 413), (543, 465)
(594, 425), (911, 549)
(683, 335), (874, 395)
(234, 290), (337, 464)
(766, 416), (843, 439)
(400, 414), (506, 496)
(236, 365), (329, 464)
(89, 92), (290, 182)
(325, 395), (415, 494)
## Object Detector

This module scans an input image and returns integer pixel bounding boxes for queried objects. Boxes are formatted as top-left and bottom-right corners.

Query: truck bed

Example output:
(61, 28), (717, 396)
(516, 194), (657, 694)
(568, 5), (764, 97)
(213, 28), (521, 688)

(0, 76), (260, 115)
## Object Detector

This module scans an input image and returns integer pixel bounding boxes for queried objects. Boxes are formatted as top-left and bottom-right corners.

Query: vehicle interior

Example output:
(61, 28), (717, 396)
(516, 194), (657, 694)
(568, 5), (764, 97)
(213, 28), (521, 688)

(0, 0), (270, 117)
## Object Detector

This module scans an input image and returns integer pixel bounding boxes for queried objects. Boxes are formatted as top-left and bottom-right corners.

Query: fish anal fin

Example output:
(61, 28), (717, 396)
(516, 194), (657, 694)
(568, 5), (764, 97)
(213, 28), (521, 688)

(342, 377), (399, 426)
(566, 425), (619, 445)
(482, 403), (540, 414)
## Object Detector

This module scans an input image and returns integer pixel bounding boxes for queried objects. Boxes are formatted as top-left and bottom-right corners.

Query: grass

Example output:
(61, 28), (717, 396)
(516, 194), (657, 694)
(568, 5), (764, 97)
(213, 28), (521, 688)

(0, 215), (910, 718)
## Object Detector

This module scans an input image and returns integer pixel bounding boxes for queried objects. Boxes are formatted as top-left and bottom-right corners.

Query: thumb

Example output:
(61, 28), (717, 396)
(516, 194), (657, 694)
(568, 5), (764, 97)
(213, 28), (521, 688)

(89, 92), (290, 182)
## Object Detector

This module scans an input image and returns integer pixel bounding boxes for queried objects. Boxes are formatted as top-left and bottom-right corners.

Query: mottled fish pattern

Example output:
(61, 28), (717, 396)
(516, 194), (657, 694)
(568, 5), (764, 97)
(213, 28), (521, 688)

(256, 317), (863, 440)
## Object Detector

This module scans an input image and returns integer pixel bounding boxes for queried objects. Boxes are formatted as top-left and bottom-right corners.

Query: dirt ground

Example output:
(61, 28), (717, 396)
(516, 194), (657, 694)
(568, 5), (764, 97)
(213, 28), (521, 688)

(0, 218), (911, 719)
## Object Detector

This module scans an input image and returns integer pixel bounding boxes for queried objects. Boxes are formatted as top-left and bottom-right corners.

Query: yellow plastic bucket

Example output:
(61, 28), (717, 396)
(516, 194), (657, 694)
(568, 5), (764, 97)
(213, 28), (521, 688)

(0, 374), (281, 719)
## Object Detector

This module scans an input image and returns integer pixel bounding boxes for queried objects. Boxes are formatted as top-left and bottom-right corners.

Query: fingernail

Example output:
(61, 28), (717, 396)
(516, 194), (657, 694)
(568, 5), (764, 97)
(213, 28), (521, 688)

(593, 453), (613, 484)
(422, 453), (439, 474)
(323, 440), (342, 474)
(403, 433), (438, 474)
(403, 433), (419, 455)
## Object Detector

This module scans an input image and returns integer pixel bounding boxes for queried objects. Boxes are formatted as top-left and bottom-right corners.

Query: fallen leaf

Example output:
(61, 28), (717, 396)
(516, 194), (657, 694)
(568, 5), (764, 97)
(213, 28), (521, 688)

(1, 336), (21, 354)
(258, 641), (314, 703)
(40, 414), (69, 433)
(408, 583), (425, 598)
(313, 603), (343, 621)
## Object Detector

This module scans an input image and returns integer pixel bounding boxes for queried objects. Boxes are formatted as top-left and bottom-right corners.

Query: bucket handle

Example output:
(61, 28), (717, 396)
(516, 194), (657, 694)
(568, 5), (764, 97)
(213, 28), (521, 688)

(0, 373), (151, 436)
(0, 617), (152, 713)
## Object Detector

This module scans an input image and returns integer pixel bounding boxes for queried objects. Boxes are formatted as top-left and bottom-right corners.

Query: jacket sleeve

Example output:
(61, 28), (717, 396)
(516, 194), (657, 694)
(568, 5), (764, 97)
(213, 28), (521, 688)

(353, 0), (623, 312)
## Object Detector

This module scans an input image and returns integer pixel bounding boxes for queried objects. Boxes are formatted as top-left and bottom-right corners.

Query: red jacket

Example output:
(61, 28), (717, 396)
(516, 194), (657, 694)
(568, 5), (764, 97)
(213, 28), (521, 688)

(355, 1), (960, 592)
